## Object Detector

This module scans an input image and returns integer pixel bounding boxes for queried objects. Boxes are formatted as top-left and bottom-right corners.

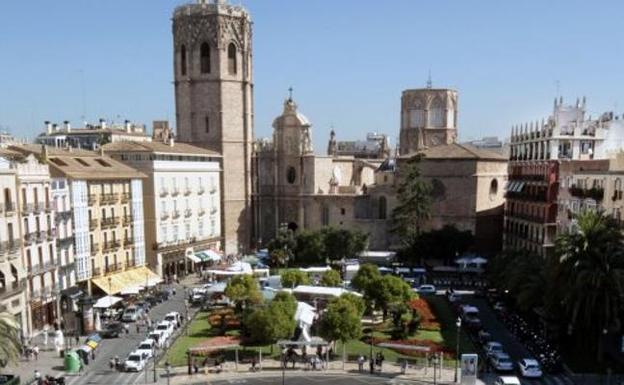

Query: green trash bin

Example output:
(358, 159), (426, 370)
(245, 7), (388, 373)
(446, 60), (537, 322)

(64, 350), (82, 374)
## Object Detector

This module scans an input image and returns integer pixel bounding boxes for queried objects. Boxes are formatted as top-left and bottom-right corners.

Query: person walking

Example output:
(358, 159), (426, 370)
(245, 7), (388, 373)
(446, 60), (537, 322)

(32, 345), (39, 360)
(123, 323), (129, 334)
(34, 369), (42, 385)
(357, 355), (364, 372)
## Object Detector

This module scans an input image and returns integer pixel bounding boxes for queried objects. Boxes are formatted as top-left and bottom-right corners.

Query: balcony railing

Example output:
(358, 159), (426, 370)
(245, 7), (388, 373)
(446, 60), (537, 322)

(0, 240), (21, 256)
(24, 232), (40, 246)
(153, 236), (197, 251)
(101, 193), (119, 204)
(46, 228), (57, 241)
(160, 212), (170, 220)
(56, 236), (75, 249)
(171, 188), (180, 197)
(210, 207), (218, 214)
(23, 203), (36, 214)
(198, 208), (206, 217)
(124, 238), (134, 248)
(88, 194), (98, 205)
(35, 202), (47, 213)
(104, 263), (123, 274)
(2, 202), (16, 215)
(184, 209), (192, 218)
(210, 187), (217, 194)
(89, 218), (99, 230)
(172, 210), (180, 219)
(197, 187), (205, 195)
(0, 279), (26, 300)
(120, 192), (131, 203)
(159, 188), (169, 197)
(569, 186), (604, 201)
(122, 215), (133, 226)
(55, 211), (72, 223)
(92, 267), (102, 277)
(101, 216), (120, 229)
(90, 243), (99, 254)
(126, 258), (137, 268)
(183, 188), (192, 196)
(28, 261), (57, 276)
(103, 240), (120, 252)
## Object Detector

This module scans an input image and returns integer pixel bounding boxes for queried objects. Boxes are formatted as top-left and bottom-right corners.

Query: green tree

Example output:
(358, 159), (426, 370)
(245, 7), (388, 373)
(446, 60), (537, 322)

(401, 225), (474, 266)
(318, 296), (362, 344)
(267, 229), (296, 267)
(243, 298), (297, 351)
(0, 312), (21, 367)
(339, 292), (365, 316)
(294, 230), (325, 266)
(555, 210), (624, 361)
(272, 291), (298, 316)
(224, 275), (262, 313)
(320, 269), (342, 287)
(391, 158), (432, 245)
(351, 264), (381, 311)
(373, 275), (414, 320)
(321, 227), (368, 261)
(280, 270), (310, 288)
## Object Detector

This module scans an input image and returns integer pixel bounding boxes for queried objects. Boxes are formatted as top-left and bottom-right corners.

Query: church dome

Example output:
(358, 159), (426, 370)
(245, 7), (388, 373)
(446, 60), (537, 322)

(272, 97), (311, 129)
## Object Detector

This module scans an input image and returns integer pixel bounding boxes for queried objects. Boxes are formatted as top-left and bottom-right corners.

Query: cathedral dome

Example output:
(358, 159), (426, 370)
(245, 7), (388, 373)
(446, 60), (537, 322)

(272, 98), (311, 129)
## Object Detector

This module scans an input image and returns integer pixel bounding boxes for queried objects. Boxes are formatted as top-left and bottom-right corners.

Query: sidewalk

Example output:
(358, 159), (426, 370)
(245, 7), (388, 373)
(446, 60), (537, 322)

(165, 358), (458, 384)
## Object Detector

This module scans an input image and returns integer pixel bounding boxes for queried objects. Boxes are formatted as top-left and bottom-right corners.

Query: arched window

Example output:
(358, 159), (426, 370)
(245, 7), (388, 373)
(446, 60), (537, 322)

(429, 97), (444, 127)
(180, 45), (187, 76)
(227, 43), (237, 75)
(378, 196), (387, 219)
(200, 42), (210, 74)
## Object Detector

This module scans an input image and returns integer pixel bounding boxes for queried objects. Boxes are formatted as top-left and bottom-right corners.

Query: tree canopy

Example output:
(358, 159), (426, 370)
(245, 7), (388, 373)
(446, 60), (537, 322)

(373, 275), (414, 319)
(320, 269), (342, 287)
(224, 275), (262, 312)
(293, 230), (325, 265)
(0, 313), (21, 367)
(267, 229), (296, 267)
(280, 269), (310, 288)
(243, 293), (297, 346)
(318, 296), (362, 343)
(391, 158), (432, 244)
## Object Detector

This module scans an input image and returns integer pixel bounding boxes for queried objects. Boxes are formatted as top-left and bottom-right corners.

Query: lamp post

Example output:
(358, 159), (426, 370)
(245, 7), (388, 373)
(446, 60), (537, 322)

(107, 277), (112, 297)
(454, 317), (462, 383)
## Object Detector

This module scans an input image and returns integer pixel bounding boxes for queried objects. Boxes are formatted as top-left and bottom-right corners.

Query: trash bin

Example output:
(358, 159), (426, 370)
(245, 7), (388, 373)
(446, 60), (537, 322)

(64, 351), (82, 374)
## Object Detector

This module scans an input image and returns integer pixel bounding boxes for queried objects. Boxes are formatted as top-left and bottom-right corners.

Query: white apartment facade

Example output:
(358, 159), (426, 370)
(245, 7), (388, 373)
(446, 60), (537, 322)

(104, 140), (222, 278)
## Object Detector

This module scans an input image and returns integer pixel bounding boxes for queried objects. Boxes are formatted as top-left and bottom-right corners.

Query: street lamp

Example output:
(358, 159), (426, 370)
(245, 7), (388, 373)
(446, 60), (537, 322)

(454, 317), (462, 383)
(107, 277), (112, 297)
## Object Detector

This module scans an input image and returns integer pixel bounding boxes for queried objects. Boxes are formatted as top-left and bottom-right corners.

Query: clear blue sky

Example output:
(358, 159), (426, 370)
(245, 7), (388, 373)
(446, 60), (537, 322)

(1, 0), (624, 149)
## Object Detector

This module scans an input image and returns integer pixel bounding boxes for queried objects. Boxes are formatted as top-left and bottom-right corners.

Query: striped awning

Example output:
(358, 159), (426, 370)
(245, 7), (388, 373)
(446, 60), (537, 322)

(92, 266), (161, 295)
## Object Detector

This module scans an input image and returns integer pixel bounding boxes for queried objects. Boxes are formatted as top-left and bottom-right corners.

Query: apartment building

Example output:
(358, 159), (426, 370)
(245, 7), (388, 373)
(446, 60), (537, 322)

(11, 145), (156, 300)
(0, 152), (27, 335)
(103, 139), (222, 278)
(505, 97), (624, 256)
(36, 120), (151, 150)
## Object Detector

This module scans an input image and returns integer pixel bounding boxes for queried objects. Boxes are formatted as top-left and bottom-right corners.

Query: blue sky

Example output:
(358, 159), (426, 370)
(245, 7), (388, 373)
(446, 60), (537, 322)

(1, 0), (624, 150)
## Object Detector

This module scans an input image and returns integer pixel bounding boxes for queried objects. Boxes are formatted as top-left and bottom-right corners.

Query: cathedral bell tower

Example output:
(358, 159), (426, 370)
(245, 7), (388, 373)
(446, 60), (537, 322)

(172, 0), (254, 255)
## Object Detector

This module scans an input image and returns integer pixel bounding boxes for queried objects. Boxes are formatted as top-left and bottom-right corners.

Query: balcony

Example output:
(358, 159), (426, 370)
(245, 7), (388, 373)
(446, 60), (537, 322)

(35, 202), (46, 213)
(210, 187), (217, 194)
(120, 192), (131, 203)
(101, 216), (120, 229)
(126, 258), (137, 268)
(89, 218), (99, 230)
(124, 238), (134, 248)
(0, 279), (26, 300)
(122, 215), (133, 226)
(56, 236), (75, 249)
(171, 188), (180, 197)
(28, 261), (57, 276)
(88, 194), (98, 205)
(153, 236), (197, 251)
(197, 187), (205, 195)
(184, 188), (192, 196)
(23, 203), (36, 214)
(103, 240), (121, 252)
(104, 262), (123, 275)
(569, 186), (604, 201)
(24, 232), (40, 246)
(46, 228), (57, 241)
(172, 210), (181, 219)
(184, 209), (192, 218)
(210, 207), (218, 214)
(160, 212), (170, 220)
(0, 240), (21, 257)
(92, 267), (102, 277)
(159, 188), (169, 197)
(3, 202), (15, 215)
(55, 211), (72, 223)
(90, 243), (99, 254)
(198, 208), (206, 217)
(101, 193), (119, 204)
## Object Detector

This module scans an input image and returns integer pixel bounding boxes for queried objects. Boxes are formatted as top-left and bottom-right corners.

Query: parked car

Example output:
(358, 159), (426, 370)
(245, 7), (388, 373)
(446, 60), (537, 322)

(124, 351), (149, 372)
(145, 295), (160, 307)
(477, 330), (492, 344)
(122, 306), (142, 322)
(415, 284), (436, 294)
(135, 301), (150, 314)
(494, 376), (521, 385)
(148, 331), (166, 348)
(485, 341), (504, 359)
(164, 312), (182, 329)
(155, 321), (174, 340)
(490, 352), (514, 372)
(460, 305), (482, 330)
(155, 288), (172, 302)
(518, 358), (543, 378)
(100, 322), (124, 338)
(136, 339), (155, 359)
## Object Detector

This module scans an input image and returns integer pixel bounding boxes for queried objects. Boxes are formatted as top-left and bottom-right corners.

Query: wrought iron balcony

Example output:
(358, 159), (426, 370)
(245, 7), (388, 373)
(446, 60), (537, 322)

(159, 188), (169, 197)
(122, 215), (133, 226)
(184, 209), (192, 218)
(103, 240), (121, 252)
(101, 216), (120, 229)
(183, 188), (192, 196)
(120, 192), (131, 203)
(100, 193), (119, 204)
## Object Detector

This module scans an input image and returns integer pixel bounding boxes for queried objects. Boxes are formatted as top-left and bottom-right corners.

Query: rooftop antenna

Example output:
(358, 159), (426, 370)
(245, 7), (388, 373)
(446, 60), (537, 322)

(288, 86), (293, 101)
(426, 69), (432, 89)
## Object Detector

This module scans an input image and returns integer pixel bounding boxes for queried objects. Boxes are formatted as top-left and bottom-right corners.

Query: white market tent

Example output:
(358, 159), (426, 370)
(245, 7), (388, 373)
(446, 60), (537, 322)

(205, 261), (254, 276)
(93, 295), (123, 309)
(120, 285), (142, 295)
(299, 266), (331, 273)
(291, 285), (362, 298)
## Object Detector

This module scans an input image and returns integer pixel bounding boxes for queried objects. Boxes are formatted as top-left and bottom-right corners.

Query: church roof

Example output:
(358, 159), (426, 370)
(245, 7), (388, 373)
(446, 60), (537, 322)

(405, 143), (507, 161)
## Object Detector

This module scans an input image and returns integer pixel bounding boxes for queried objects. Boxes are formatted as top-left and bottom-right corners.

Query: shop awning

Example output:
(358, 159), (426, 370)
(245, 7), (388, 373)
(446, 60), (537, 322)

(93, 295), (122, 309)
(187, 254), (201, 263)
(120, 285), (142, 295)
(92, 266), (161, 295)
(196, 250), (222, 262)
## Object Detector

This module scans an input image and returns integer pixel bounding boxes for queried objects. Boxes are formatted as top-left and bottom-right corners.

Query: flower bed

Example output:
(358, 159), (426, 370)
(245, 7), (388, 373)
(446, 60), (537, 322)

(207, 309), (240, 329)
(408, 298), (441, 331)
(365, 336), (453, 357)
(189, 335), (241, 356)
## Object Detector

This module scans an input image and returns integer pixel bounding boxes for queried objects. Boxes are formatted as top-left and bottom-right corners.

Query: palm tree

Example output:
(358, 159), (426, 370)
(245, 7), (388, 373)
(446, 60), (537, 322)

(0, 312), (22, 367)
(555, 210), (624, 361)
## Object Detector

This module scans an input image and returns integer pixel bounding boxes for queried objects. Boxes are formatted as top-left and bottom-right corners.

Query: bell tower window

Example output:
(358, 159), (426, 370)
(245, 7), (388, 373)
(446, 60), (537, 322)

(227, 43), (237, 75)
(180, 45), (187, 76)
(204, 115), (210, 133)
(200, 42), (211, 74)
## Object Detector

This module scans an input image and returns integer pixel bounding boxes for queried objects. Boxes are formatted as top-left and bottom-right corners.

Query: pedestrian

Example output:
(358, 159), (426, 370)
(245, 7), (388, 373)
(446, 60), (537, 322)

(109, 357), (115, 370)
(251, 356), (257, 372)
(401, 359), (407, 374)
(91, 348), (95, 360)
(34, 369), (42, 385)
(136, 322), (140, 333)
(369, 357), (374, 374)
(74, 333), (79, 346)
(378, 352), (385, 372)
(32, 345), (39, 360)
(357, 355), (364, 372)
(124, 323), (129, 334)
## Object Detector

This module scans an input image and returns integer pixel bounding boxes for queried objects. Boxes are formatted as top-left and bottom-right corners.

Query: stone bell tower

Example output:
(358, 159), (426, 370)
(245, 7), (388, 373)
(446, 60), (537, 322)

(172, 0), (254, 255)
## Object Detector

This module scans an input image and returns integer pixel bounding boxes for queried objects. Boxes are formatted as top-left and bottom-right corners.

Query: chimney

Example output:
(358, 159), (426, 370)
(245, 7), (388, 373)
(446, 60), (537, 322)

(63, 120), (71, 132)
(52, 123), (58, 133)
(45, 121), (52, 134)
(124, 120), (131, 133)
(99, 118), (107, 129)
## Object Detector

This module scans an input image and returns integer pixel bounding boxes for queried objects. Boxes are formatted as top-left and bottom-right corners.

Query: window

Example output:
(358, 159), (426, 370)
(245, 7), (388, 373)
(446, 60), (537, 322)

(429, 97), (444, 127)
(210, 219), (216, 236)
(378, 196), (387, 219)
(200, 42), (210, 74)
(161, 201), (166, 214)
(94, 158), (112, 167)
(409, 109), (425, 127)
(180, 45), (187, 76)
(341, 208), (346, 215)
(173, 225), (179, 241)
(489, 179), (499, 200)
(321, 206), (330, 226)
(185, 223), (191, 239)
(287, 167), (296, 184)
(74, 158), (90, 167)
(227, 43), (237, 75)
(160, 225), (167, 242)
(204, 115), (210, 133)
(198, 221), (204, 237)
